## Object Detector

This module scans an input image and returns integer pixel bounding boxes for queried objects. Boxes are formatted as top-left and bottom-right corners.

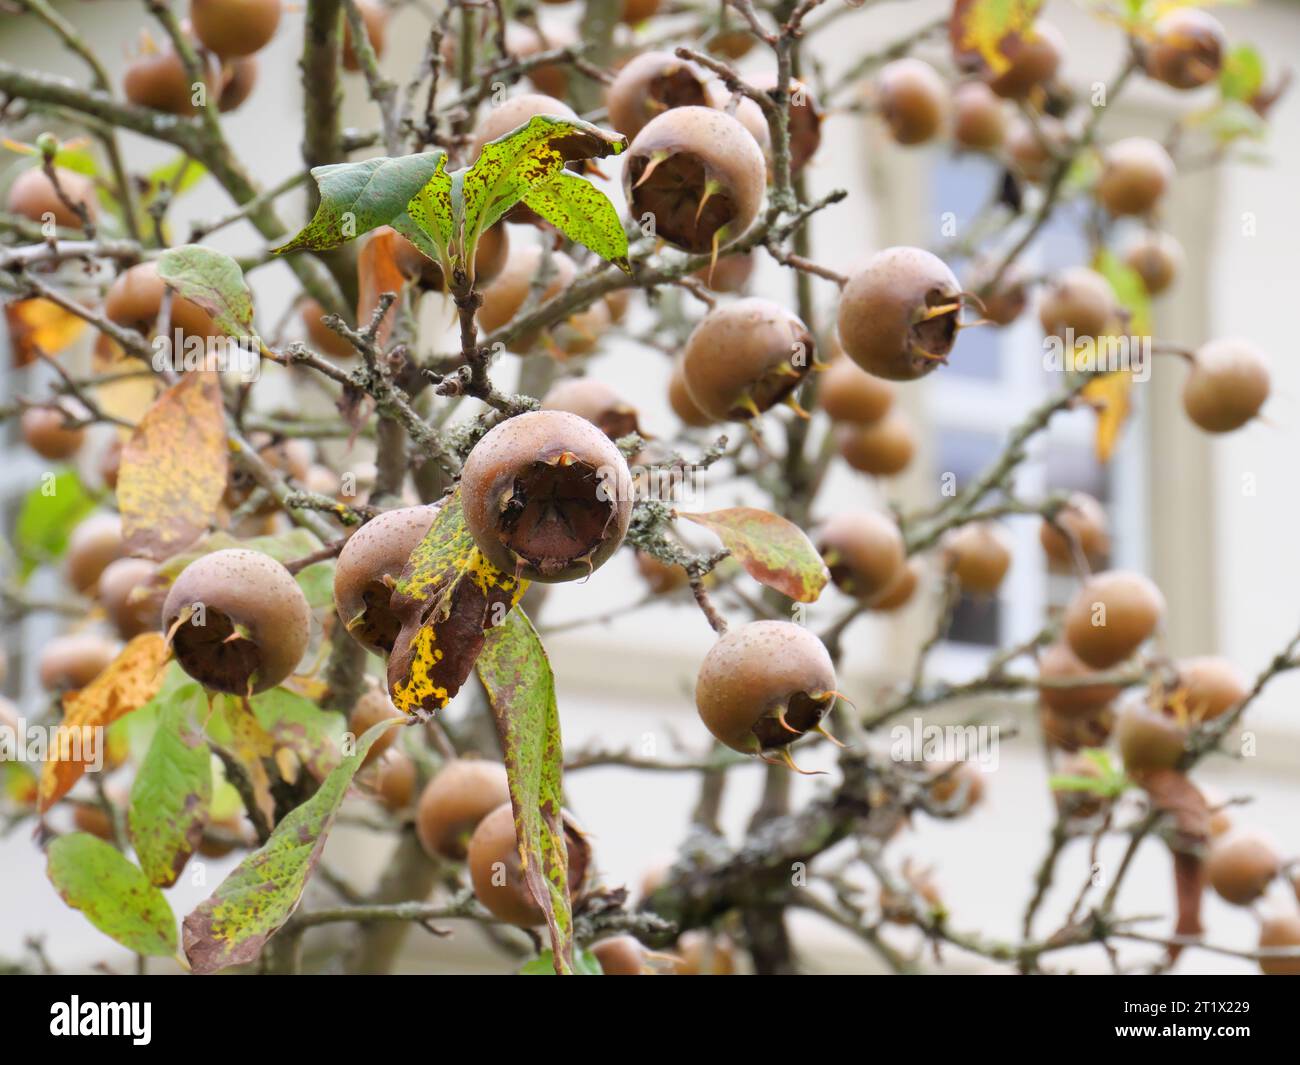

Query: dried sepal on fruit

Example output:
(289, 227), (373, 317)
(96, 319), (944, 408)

(459, 410), (634, 584)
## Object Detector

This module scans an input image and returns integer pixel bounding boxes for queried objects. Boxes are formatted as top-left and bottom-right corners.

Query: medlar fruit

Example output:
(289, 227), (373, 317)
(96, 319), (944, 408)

(681, 298), (814, 421)
(837, 246), (963, 381)
(1115, 700), (1186, 774)
(38, 633), (119, 692)
(1171, 655), (1249, 722)
(592, 935), (647, 975)
(818, 357), (895, 425)
(986, 22), (1064, 99)
(1258, 913), (1300, 976)
(541, 378), (640, 440)
(1181, 339), (1269, 433)
(1040, 491), (1110, 570)
(1144, 9), (1226, 90)
(1205, 830), (1281, 906)
(816, 510), (906, 603)
(834, 411), (916, 476)
(623, 105), (766, 254)
(66, 512), (124, 594)
(874, 58), (947, 146)
(190, 0), (281, 58)
(348, 682), (405, 767)
(1095, 137), (1175, 217)
(1038, 266), (1116, 341)
(1037, 640), (1121, 717)
(105, 261), (220, 342)
(6, 166), (98, 229)
(20, 404), (86, 461)
(163, 548), (312, 695)
(333, 504), (441, 655)
(605, 50), (710, 139)
(459, 410), (634, 583)
(694, 620), (837, 757)
(944, 522), (1012, 595)
(415, 758), (511, 860)
(98, 557), (163, 639)
(951, 81), (1007, 152)
(467, 802), (591, 926)
(1124, 231), (1182, 296)
(1063, 570), (1165, 669)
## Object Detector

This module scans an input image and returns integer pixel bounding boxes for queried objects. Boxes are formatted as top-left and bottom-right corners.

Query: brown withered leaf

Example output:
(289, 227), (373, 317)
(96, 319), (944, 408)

(117, 371), (228, 560)
(387, 488), (528, 715)
(39, 633), (170, 811)
(1140, 768), (1210, 963)
(357, 228), (408, 351)
(4, 297), (87, 367)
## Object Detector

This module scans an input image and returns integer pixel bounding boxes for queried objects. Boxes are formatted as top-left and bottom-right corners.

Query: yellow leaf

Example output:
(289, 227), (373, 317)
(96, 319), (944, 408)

(950, 0), (1046, 75)
(118, 371), (228, 560)
(4, 298), (87, 367)
(1084, 372), (1132, 463)
(92, 333), (159, 425)
(217, 697), (277, 831)
(39, 633), (170, 811)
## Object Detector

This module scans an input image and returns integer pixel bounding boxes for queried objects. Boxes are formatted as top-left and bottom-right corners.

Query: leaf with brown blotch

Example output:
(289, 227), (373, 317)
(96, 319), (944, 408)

(4, 297), (86, 367)
(117, 371), (228, 561)
(387, 487), (529, 715)
(356, 228), (408, 351)
(182, 718), (401, 974)
(677, 507), (829, 603)
(949, 0), (1046, 76)
(39, 633), (170, 811)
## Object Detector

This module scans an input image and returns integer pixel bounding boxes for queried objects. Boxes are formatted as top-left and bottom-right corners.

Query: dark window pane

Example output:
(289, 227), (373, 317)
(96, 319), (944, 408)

(948, 593), (1000, 647)
(935, 427), (1014, 497)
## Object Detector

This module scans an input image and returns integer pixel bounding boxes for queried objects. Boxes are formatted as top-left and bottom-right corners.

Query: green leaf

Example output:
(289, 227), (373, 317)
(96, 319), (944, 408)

(521, 948), (602, 975)
(475, 609), (574, 974)
(295, 559), (336, 610)
(143, 155), (208, 203)
(1094, 248), (1151, 338)
(523, 170), (630, 273)
(271, 151), (449, 254)
(461, 115), (627, 257)
(1220, 44), (1264, 102)
(129, 682), (212, 887)
(248, 686), (344, 780)
(157, 245), (256, 341)
(387, 488), (528, 715)
(678, 507), (829, 603)
(46, 834), (177, 957)
(403, 156), (455, 262)
(13, 469), (96, 580)
(181, 717), (401, 974)
(157, 527), (323, 582)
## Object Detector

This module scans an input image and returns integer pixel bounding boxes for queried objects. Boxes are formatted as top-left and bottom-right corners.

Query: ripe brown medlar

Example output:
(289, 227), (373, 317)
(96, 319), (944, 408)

(680, 298), (814, 421)
(816, 511), (906, 603)
(300, 298), (356, 359)
(504, 23), (576, 98)
(20, 403), (86, 461)
(368, 750), (416, 812)
(333, 504), (441, 655)
(190, 0), (281, 58)
(692, 250), (757, 294)
(944, 522), (1012, 596)
(98, 557), (163, 639)
(459, 410), (634, 583)
(1258, 913), (1300, 976)
(623, 105), (766, 254)
(124, 45), (218, 116)
(66, 512), (124, 594)
(163, 548), (312, 695)
(541, 378), (640, 440)
(218, 56), (258, 112)
(1115, 700), (1186, 774)
(348, 683), (405, 767)
(750, 74), (823, 173)
(6, 166), (98, 229)
(1170, 656), (1249, 722)
(694, 620), (837, 758)
(872, 558), (922, 612)
(342, 0), (388, 72)
(1095, 137), (1175, 217)
(672, 931), (738, 975)
(1037, 266), (1116, 341)
(874, 58), (947, 146)
(605, 50), (710, 139)
(1040, 491), (1110, 570)
(979, 268), (1029, 326)
(415, 758), (511, 861)
(1005, 114), (1067, 184)
(38, 633), (119, 692)
(1063, 570), (1165, 669)
(591, 935), (647, 975)
(986, 22), (1064, 99)
(925, 760), (985, 813)
(1143, 9), (1226, 91)
(476, 243), (576, 352)
(1040, 702), (1115, 752)
(1124, 232), (1182, 296)
(668, 358), (716, 428)
(951, 81), (1007, 152)
(837, 246), (963, 381)
(467, 802), (591, 926)
(1037, 640), (1121, 717)
(1181, 339), (1270, 433)
(1205, 830), (1281, 906)
(834, 411), (917, 476)
(818, 356), (896, 425)
(105, 261), (219, 341)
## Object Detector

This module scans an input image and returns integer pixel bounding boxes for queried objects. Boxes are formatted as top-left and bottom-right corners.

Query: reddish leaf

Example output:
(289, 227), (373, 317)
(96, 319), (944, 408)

(677, 507), (829, 603)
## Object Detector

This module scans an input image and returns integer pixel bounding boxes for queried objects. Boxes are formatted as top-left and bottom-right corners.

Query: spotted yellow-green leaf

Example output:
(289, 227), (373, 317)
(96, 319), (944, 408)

(523, 170), (631, 273)
(157, 244), (256, 341)
(39, 633), (170, 812)
(181, 717), (401, 974)
(129, 682), (212, 887)
(270, 151), (449, 254)
(47, 833), (178, 957)
(403, 154), (455, 263)
(461, 115), (627, 254)
(117, 371), (227, 561)
(1219, 44), (1264, 102)
(213, 696), (277, 832)
(386, 488), (528, 715)
(476, 608), (573, 974)
(950, 0), (1046, 75)
(249, 687), (344, 781)
(677, 507), (829, 603)
(521, 948), (602, 975)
